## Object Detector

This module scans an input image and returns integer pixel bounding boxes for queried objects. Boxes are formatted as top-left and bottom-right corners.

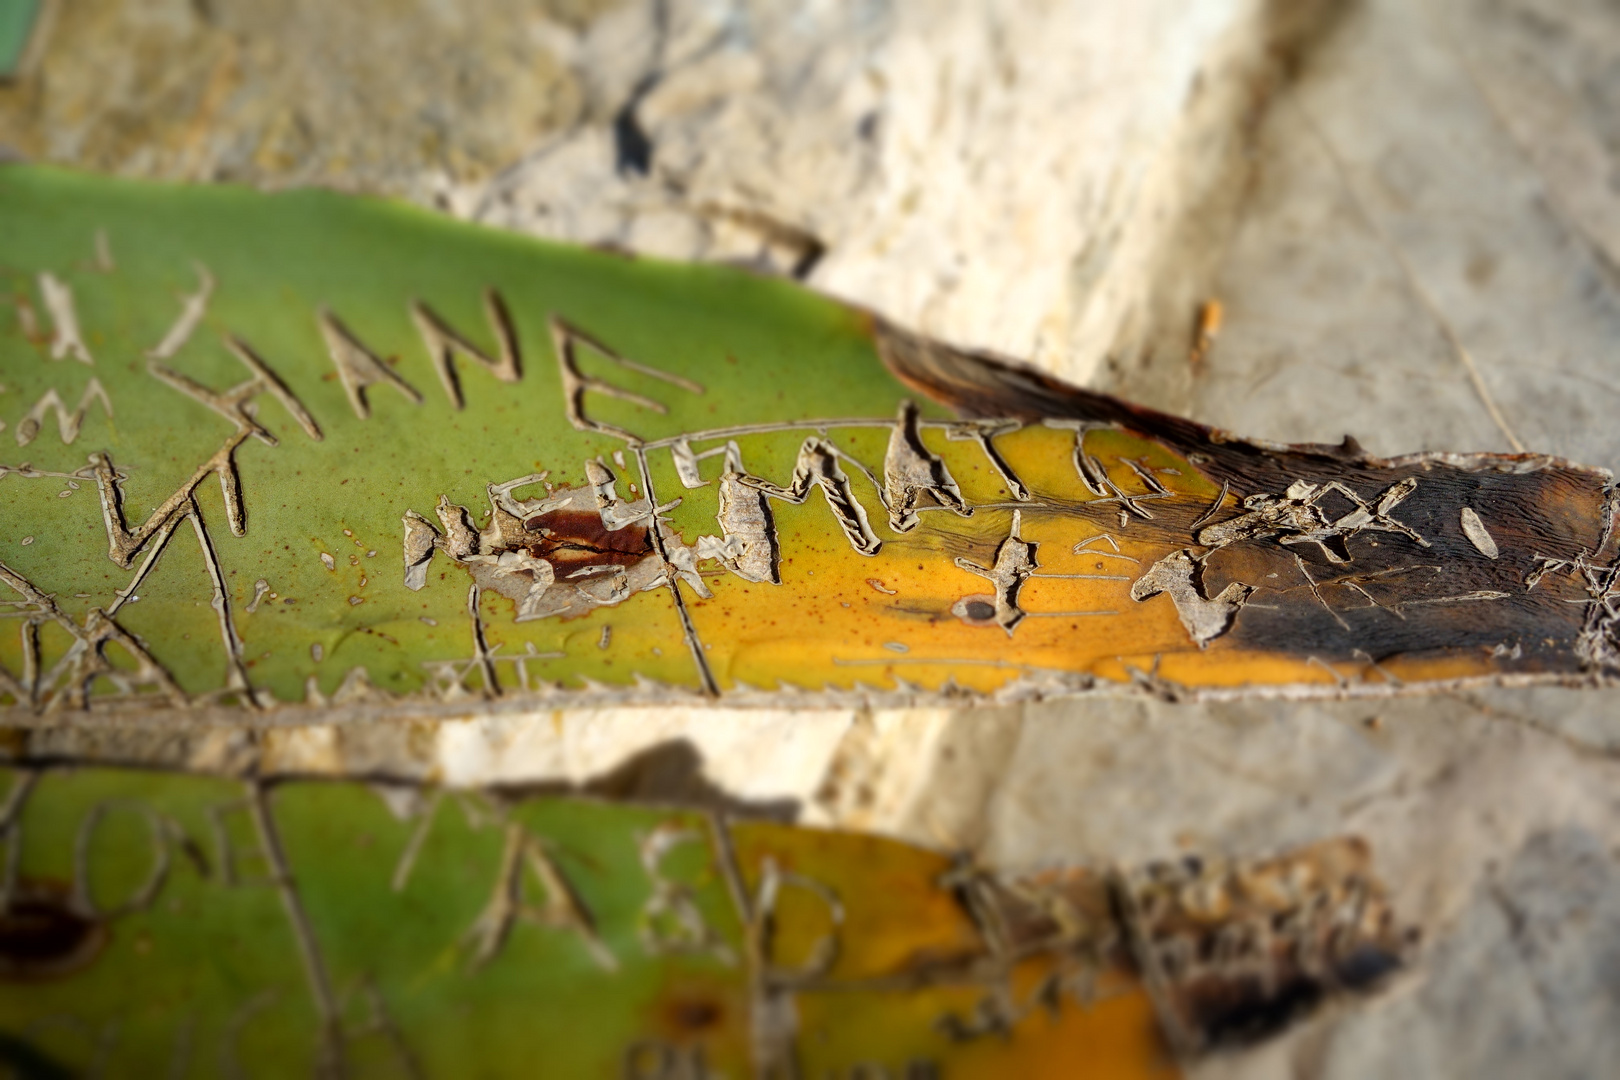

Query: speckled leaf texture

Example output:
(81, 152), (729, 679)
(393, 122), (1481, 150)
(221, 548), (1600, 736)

(2, 166), (1616, 726)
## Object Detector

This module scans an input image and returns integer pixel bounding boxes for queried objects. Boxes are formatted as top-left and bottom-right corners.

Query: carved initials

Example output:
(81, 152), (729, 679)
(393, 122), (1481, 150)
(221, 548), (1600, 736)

(148, 334), (322, 446)
(12, 379), (113, 447)
(90, 431), (254, 563)
(317, 309), (423, 419)
(412, 289), (522, 409)
(551, 316), (703, 443)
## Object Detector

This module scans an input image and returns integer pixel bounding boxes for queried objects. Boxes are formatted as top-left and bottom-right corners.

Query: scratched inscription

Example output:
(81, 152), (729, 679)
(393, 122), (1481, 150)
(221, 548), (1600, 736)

(1, 168), (1616, 722)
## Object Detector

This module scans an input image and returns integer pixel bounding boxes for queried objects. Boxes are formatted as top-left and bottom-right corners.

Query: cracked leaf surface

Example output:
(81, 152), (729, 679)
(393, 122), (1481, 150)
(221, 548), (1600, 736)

(1, 166), (1616, 724)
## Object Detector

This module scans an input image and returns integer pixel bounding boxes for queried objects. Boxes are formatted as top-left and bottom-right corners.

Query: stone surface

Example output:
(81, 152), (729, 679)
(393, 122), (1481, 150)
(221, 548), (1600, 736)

(460, 0), (1277, 382)
(0, 0), (603, 204)
(1104, 0), (1620, 472)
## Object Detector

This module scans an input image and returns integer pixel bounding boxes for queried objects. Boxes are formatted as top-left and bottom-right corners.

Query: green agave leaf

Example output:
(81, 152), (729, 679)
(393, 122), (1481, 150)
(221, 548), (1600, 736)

(0, 164), (1615, 724)
(0, 0), (41, 81)
(0, 764), (1408, 1077)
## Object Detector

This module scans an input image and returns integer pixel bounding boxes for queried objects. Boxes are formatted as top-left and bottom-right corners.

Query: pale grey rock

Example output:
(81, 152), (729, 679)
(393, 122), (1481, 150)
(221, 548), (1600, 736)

(1316, 827), (1620, 1080)
(0, 0), (602, 203)
(1107, 0), (1620, 470)
(462, 0), (1282, 382)
(433, 705), (854, 805)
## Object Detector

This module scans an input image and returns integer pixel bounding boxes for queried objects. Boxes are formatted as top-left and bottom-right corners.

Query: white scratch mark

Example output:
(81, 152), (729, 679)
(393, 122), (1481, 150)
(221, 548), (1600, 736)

(1401, 590), (1510, 608)
(38, 273), (93, 364)
(13, 298), (39, 339)
(146, 263), (216, 360)
(1460, 507), (1499, 560)
(13, 379), (113, 447)
(93, 230), (115, 272)
(318, 308), (423, 419)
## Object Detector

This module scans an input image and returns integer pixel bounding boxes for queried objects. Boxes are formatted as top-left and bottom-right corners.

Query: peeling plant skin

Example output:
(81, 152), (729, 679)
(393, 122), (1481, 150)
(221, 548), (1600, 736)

(1129, 550), (1253, 649)
(884, 399), (971, 532)
(958, 835), (1412, 1057)
(1460, 506), (1499, 560)
(953, 511), (1039, 635)
(877, 323), (1620, 685)
(737, 437), (883, 557)
(709, 444), (781, 585)
(410, 473), (697, 625)
(401, 510), (438, 591)
(1195, 477), (1427, 564)
(1, 168), (1617, 726)
(1110, 836), (1413, 1055)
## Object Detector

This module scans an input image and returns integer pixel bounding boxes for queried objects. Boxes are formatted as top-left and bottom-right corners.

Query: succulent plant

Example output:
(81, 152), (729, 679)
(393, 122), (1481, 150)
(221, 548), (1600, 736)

(2, 166), (1612, 729)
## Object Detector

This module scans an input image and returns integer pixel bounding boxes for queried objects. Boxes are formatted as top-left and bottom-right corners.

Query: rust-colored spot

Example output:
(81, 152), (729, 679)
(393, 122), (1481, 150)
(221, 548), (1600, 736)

(0, 880), (109, 981)
(641, 977), (747, 1053)
(521, 508), (654, 571)
(664, 996), (723, 1033)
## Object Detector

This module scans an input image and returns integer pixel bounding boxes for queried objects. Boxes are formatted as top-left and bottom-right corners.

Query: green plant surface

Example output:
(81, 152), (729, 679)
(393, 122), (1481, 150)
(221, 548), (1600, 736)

(0, 0), (39, 80)
(1, 164), (1614, 723)
(0, 765), (1198, 1078)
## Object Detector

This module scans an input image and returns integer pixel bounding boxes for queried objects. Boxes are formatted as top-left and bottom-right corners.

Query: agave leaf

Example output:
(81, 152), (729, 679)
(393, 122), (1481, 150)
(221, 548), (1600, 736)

(0, 164), (1615, 724)
(0, 0), (41, 80)
(0, 763), (1409, 1075)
